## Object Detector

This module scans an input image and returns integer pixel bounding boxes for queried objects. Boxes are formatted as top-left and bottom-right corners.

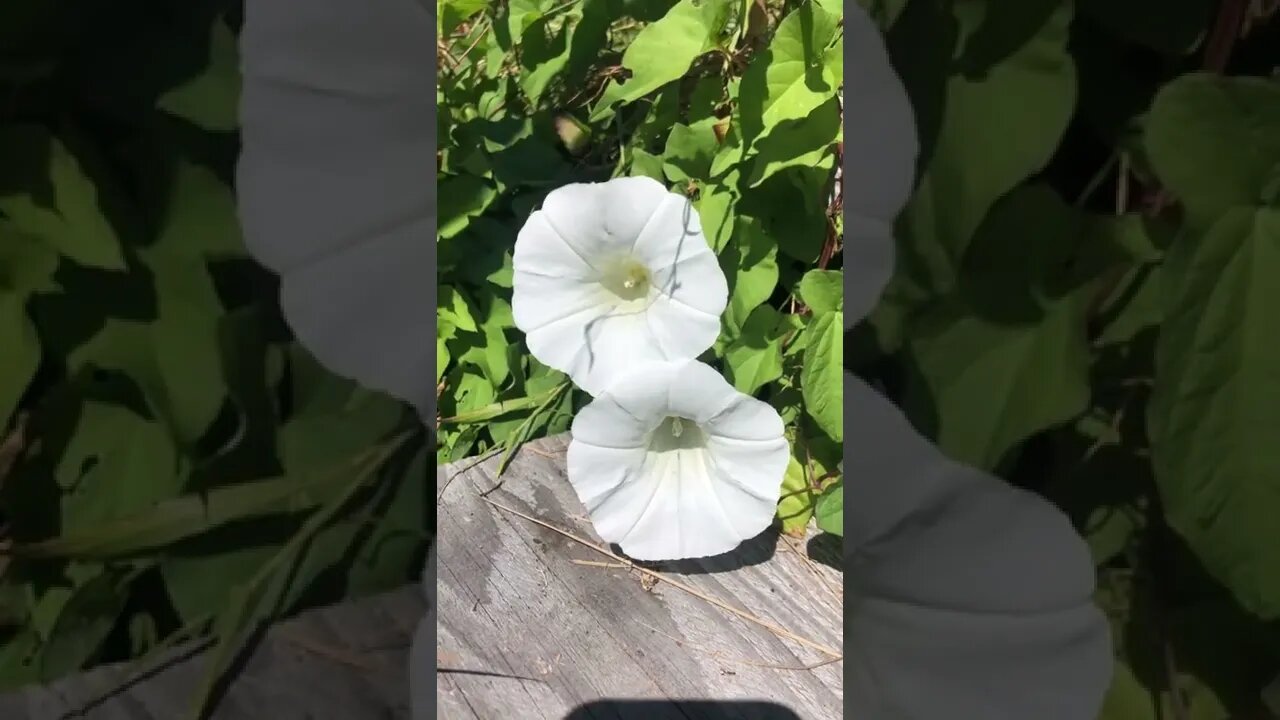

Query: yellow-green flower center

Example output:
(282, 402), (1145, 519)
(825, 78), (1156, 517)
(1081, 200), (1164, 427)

(601, 258), (652, 302)
(649, 415), (706, 452)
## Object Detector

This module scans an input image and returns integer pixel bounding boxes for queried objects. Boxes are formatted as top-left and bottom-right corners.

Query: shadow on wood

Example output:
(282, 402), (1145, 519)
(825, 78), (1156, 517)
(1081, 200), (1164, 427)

(437, 434), (843, 720)
(565, 699), (804, 720)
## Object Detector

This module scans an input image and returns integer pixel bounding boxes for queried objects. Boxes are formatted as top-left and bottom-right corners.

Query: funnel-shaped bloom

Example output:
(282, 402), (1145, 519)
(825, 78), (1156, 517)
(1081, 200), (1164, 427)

(841, 3), (919, 328)
(845, 375), (1112, 719)
(566, 359), (788, 560)
(235, 0), (434, 417)
(512, 177), (729, 396)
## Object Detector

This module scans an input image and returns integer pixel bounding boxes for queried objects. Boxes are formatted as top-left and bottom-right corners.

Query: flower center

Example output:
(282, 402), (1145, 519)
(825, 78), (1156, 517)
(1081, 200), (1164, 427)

(648, 415), (707, 452)
(601, 257), (652, 302)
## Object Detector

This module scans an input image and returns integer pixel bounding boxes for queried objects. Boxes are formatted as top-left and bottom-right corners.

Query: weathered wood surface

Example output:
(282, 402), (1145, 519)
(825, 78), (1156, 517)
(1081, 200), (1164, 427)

(437, 433), (843, 720)
(0, 585), (424, 720)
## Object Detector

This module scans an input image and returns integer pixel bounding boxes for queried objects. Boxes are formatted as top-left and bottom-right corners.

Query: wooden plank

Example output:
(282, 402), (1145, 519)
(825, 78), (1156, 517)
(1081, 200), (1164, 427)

(0, 586), (424, 720)
(436, 434), (843, 720)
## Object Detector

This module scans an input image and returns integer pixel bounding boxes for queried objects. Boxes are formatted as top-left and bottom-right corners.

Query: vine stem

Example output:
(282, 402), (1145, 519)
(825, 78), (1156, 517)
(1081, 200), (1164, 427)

(1202, 0), (1250, 72)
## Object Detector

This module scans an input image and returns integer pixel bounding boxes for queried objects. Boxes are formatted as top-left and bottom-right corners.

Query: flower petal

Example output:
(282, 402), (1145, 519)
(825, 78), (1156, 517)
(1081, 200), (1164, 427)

(567, 360), (788, 561)
(523, 307), (667, 397)
(511, 211), (600, 280)
(842, 3), (919, 325)
(239, 0), (429, 97)
(641, 294), (723, 360)
(650, 246), (730, 319)
(237, 0), (433, 273)
(236, 0), (433, 415)
(612, 451), (740, 560)
(845, 375), (1112, 719)
(510, 270), (611, 335)
(537, 176), (670, 263)
(278, 218), (433, 414)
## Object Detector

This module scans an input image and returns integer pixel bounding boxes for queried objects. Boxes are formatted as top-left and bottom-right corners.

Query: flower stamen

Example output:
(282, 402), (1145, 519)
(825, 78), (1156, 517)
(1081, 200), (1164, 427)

(649, 415), (705, 452)
(601, 257), (653, 302)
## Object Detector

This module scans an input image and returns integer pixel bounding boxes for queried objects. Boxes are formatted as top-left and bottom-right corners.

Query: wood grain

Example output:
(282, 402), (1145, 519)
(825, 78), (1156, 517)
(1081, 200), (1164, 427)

(436, 434), (843, 720)
(0, 585), (423, 720)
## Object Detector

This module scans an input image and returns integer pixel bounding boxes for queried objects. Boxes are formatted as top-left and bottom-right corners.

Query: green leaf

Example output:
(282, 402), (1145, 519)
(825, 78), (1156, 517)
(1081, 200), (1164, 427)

(776, 451), (815, 534)
(884, 0), (1076, 305)
(0, 229), (57, 425)
(590, 0), (732, 121)
(801, 311), (843, 443)
(68, 256), (228, 446)
(440, 0), (488, 36)
(798, 269), (843, 315)
(0, 127), (125, 270)
(696, 186), (735, 253)
(437, 337), (451, 383)
(38, 566), (138, 682)
(662, 119), (719, 183)
(737, 2), (841, 150)
(630, 148), (665, 181)
(438, 174), (498, 240)
(146, 256), (228, 443)
(438, 285), (479, 335)
(744, 93), (840, 188)
(724, 305), (784, 395)
(905, 292), (1091, 471)
(720, 218), (779, 335)
(814, 481), (842, 536)
(54, 402), (186, 532)
(156, 18), (240, 132)
(1144, 74), (1280, 226)
(150, 159), (245, 259)
(1149, 206), (1280, 619)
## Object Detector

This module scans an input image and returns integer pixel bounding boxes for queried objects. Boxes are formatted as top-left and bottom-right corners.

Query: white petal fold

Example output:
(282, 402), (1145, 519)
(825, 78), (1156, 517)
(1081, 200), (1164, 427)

(512, 178), (728, 396)
(236, 0), (434, 416)
(566, 360), (788, 561)
(842, 2), (920, 326)
(845, 374), (1113, 720)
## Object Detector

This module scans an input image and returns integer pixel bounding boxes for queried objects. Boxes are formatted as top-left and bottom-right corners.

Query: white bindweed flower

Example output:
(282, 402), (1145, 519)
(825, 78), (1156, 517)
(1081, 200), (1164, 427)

(235, 0), (434, 418)
(566, 359), (788, 561)
(842, 2), (919, 329)
(845, 375), (1112, 719)
(512, 176), (729, 396)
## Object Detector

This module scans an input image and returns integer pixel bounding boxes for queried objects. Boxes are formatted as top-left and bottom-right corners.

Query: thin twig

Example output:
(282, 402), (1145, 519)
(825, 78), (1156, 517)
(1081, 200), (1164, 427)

(1202, 0), (1250, 72)
(570, 559), (628, 569)
(779, 533), (842, 604)
(633, 619), (842, 672)
(275, 630), (390, 673)
(436, 446), (504, 503)
(482, 498), (842, 659)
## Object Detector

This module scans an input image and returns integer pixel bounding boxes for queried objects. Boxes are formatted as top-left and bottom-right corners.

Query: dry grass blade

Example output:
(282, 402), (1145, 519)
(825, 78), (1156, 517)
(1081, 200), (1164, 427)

(633, 619), (842, 672)
(184, 429), (417, 720)
(481, 497), (842, 659)
(779, 533), (842, 604)
(436, 446), (503, 504)
(7, 436), (403, 560)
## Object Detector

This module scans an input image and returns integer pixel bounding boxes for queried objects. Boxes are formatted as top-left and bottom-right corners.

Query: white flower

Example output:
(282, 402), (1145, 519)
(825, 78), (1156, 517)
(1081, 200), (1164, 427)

(841, 2), (919, 329)
(512, 176), (729, 396)
(235, 0), (434, 418)
(566, 359), (788, 561)
(845, 375), (1112, 719)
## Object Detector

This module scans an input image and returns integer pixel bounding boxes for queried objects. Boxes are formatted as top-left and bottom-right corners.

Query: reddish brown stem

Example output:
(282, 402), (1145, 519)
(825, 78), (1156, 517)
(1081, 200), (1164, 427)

(1202, 0), (1250, 73)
